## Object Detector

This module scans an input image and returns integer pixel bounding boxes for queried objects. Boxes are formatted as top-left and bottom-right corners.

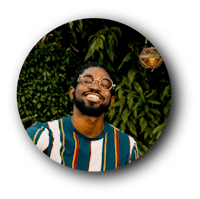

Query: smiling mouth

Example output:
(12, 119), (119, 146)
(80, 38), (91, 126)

(84, 92), (103, 99)
(86, 94), (100, 100)
(83, 92), (104, 102)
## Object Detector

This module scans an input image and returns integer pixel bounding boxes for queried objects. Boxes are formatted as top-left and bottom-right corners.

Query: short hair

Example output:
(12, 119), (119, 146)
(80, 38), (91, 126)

(73, 62), (115, 92)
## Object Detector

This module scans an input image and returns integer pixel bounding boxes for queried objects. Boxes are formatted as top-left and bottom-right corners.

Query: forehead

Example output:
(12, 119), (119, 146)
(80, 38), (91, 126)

(83, 67), (110, 78)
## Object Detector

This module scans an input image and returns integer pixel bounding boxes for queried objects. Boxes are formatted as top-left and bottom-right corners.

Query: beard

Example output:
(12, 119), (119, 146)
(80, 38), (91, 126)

(74, 92), (111, 117)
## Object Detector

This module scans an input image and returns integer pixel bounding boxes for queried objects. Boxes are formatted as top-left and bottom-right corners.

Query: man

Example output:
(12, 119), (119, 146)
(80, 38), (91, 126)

(27, 62), (138, 171)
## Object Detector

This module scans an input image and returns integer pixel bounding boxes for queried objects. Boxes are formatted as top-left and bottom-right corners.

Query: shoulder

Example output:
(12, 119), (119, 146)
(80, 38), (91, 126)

(26, 118), (60, 139)
(105, 122), (137, 143)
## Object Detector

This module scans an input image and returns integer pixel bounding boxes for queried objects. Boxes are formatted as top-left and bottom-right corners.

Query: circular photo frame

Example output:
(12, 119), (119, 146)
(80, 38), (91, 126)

(5, 6), (195, 194)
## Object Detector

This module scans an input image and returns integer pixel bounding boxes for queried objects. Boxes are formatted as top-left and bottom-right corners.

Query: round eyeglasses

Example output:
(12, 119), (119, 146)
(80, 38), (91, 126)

(78, 72), (116, 90)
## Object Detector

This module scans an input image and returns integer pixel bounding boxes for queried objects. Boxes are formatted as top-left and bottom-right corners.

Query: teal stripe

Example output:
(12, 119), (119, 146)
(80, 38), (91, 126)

(76, 137), (91, 171)
(62, 134), (76, 169)
(118, 132), (129, 167)
(104, 126), (115, 171)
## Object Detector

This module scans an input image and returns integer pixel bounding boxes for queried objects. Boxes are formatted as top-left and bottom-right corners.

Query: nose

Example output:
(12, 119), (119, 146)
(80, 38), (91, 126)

(88, 79), (101, 90)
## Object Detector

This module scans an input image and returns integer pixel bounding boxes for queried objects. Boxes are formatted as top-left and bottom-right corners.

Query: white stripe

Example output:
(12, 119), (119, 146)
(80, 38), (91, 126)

(48, 120), (62, 164)
(36, 128), (49, 151)
(128, 135), (136, 158)
(88, 138), (104, 172)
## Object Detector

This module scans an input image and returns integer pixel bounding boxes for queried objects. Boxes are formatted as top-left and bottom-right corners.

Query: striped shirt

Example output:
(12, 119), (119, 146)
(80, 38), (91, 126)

(26, 116), (138, 171)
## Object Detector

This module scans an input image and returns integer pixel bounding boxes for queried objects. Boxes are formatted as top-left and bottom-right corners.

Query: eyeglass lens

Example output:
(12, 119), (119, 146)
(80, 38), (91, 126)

(82, 73), (112, 90)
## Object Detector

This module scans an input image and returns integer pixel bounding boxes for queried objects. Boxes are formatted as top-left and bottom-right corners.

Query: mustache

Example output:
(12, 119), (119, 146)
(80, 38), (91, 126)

(82, 89), (104, 100)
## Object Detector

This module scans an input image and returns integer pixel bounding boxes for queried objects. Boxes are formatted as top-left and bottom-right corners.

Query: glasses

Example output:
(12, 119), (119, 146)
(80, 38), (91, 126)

(78, 72), (116, 90)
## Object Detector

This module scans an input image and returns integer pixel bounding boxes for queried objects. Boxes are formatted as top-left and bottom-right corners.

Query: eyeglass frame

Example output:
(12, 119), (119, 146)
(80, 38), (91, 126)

(77, 72), (116, 90)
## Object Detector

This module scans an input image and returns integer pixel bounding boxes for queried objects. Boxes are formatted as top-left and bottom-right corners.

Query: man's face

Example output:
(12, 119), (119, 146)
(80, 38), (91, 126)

(73, 67), (115, 117)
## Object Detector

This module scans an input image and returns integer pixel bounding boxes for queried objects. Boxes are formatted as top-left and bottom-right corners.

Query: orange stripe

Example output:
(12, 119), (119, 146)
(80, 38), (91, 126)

(60, 119), (65, 165)
(134, 144), (138, 159)
(134, 150), (137, 160)
(114, 128), (119, 169)
(33, 126), (44, 144)
(128, 137), (131, 163)
(103, 133), (107, 171)
(72, 132), (79, 169)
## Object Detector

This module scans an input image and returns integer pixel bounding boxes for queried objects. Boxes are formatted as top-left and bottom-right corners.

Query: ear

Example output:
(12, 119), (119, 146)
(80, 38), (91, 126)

(69, 87), (75, 100)
(109, 96), (115, 107)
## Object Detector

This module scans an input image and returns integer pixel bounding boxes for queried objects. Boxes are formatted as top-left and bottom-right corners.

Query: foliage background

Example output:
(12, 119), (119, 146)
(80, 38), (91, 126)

(17, 18), (171, 157)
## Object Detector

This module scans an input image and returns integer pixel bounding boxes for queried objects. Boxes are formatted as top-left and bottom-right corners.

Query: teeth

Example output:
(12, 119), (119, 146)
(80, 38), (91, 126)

(87, 94), (99, 99)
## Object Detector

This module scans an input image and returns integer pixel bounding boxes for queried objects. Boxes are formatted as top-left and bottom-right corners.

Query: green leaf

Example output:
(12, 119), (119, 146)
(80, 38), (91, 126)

(21, 96), (25, 102)
(112, 118), (121, 127)
(108, 108), (116, 121)
(164, 99), (171, 115)
(132, 99), (142, 110)
(37, 103), (41, 109)
(98, 37), (104, 49)
(107, 33), (113, 46)
(43, 107), (48, 113)
(99, 35), (105, 41)
(110, 31), (118, 45)
(127, 120), (137, 137)
(111, 100), (121, 107)
(22, 114), (37, 123)
(146, 90), (156, 98)
(161, 85), (170, 101)
(147, 112), (155, 122)
(84, 40), (97, 61)
(127, 68), (136, 89)
(141, 144), (149, 152)
(144, 90), (149, 96)
(133, 81), (140, 92)
(142, 80), (150, 90)
(106, 45), (114, 62)
(30, 67), (34, 73)
(133, 81), (143, 94)
(147, 99), (160, 105)
(144, 131), (148, 140)
(148, 121), (155, 128)
(118, 52), (132, 70)
(144, 126), (152, 139)
(139, 117), (148, 133)
(152, 124), (164, 135)
(127, 91), (134, 109)
(115, 77), (127, 91)
(134, 109), (137, 118)
(144, 104), (149, 113)
(95, 38), (100, 51)
(119, 96), (126, 114)
(110, 26), (122, 35)
(118, 89), (124, 99)
(137, 110), (145, 119)
(94, 28), (108, 37)
(122, 108), (129, 123)
(148, 139), (155, 145)
(156, 130), (162, 139)
(78, 19), (83, 31)
(149, 108), (161, 115)
(98, 51), (104, 63)
(131, 117), (136, 124)
(120, 122), (126, 133)
(88, 35), (97, 42)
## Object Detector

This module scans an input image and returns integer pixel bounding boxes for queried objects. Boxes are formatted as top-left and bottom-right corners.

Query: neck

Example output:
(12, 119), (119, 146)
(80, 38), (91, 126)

(71, 105), (105, 138)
